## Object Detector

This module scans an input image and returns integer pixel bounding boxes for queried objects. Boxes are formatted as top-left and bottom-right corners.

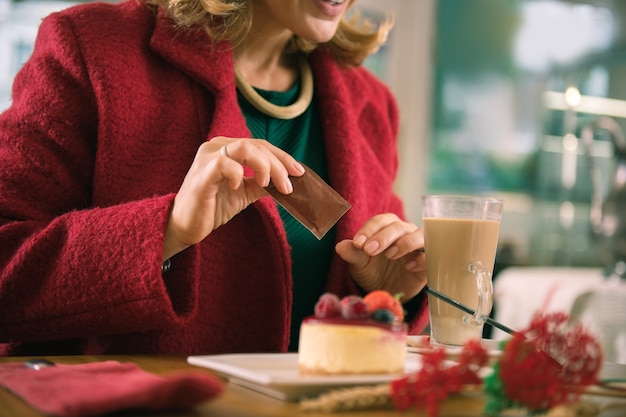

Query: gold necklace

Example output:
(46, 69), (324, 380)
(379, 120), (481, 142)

(235, 55), (313, 120)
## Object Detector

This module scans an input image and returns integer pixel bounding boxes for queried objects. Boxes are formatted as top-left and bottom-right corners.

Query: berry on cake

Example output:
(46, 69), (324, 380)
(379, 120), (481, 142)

(298, 291), (407, 375)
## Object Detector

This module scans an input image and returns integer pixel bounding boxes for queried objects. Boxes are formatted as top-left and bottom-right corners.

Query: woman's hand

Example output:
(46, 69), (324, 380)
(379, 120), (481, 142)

(163, 137), (305, 260)
(335, 213), (427, 303)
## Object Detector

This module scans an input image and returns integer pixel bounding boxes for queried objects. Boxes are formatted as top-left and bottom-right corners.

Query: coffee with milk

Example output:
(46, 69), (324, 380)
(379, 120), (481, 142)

(421, 196), (503, 347)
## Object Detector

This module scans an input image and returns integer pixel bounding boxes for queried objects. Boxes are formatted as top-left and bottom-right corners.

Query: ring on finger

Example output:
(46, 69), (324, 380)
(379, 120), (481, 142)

(220, 144), (230, 158)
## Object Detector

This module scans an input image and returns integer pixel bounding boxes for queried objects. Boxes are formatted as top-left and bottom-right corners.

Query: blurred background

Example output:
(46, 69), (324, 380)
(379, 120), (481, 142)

(358, 0), (626, 273)
(1, 0), (622, 264)
(1, 0), (624, 265)
(2, 0), (626, 356)
(425, 0), (626, 273)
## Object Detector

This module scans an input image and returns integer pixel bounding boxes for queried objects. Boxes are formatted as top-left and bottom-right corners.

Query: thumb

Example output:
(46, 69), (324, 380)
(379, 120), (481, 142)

(335, 239), (369, 269)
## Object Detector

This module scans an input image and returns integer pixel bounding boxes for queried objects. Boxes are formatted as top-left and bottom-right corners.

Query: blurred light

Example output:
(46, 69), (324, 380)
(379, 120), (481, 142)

(564, 86), (581, 108)
(561, 134), (578, 189)
(562, 133), (578, 152)
(543, 91), (626, 119)
(559, 201), (575, 230)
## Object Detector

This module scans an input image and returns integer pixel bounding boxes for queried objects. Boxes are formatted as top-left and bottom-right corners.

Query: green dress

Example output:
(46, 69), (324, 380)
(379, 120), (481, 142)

(238, 78), (336, 351)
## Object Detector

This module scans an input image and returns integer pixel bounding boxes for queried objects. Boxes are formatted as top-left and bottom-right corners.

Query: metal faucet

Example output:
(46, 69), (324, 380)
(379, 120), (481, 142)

(582, 116), (626, 277)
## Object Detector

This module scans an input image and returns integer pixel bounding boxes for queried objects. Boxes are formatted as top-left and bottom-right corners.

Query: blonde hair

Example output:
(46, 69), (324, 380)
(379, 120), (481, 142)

(145, 0), (393, 67)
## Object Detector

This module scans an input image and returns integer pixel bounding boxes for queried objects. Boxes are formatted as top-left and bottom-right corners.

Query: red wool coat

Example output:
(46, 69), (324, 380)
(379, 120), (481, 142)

(0, 0), (428, 355)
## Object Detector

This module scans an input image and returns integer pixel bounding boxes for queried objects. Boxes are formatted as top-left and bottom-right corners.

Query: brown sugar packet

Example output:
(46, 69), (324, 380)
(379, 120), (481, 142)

(265, 163), (351, 239)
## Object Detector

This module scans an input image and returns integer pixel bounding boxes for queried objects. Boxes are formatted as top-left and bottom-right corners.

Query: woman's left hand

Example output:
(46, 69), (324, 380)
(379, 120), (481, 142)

(335, 213), (427, 303)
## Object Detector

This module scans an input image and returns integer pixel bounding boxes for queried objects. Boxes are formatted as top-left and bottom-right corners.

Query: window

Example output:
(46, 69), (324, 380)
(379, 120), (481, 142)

(430, 0), (626, 268)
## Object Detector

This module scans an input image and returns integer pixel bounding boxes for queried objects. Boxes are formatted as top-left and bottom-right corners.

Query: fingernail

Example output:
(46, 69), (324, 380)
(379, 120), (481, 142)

(405, 260), (417, 270)
(386, 246), (399, 259)
(364, 240), (379, 254)
(284, 178), (293, 193)
(293, 161), (305, 174)
(354, 234), (366, 247)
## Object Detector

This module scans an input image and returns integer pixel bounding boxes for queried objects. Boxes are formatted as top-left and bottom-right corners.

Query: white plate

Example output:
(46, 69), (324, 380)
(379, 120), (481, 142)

(406, 335), (504, 359)
(187, 353), (423, 401)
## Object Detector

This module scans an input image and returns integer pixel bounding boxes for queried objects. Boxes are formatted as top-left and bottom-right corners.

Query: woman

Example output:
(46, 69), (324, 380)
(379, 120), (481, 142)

(0, 0), (428, 355)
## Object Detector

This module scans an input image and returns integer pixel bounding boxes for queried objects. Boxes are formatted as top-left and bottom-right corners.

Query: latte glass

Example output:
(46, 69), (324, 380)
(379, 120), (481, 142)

(422, 195), (503, 347)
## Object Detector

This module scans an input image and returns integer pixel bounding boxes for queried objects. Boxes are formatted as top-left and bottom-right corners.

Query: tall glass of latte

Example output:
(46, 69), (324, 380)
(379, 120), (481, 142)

(421, 195), (503, 347)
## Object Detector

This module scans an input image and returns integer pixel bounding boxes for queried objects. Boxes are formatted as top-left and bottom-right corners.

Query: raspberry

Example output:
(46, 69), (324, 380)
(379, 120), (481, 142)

(340, 295), (369, 319)
(314, 293), (341, 318)
(363, 290), (404, 321)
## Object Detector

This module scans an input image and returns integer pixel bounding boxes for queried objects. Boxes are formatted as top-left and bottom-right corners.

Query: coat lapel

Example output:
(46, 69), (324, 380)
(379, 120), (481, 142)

(148, 8), (250, 141)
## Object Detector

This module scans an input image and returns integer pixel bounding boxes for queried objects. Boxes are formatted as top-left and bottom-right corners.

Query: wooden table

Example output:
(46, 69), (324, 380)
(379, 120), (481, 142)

(0, 355), (624, 417)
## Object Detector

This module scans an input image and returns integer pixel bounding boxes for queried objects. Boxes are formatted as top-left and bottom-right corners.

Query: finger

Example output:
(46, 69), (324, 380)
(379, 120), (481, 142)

(358, 219), (420, 257)
(216, 138), (304, 194)
(383, 229), (424, 260)
(214, 146), (246, 190)
(267, 143), (305, 178)
(219, 158), (246, 190)
(404, 249), (426, 272)
(215, 139), (272, 187)
(335, 239), (370, 269)
(352, 213), (402, 248)
(181, 142), (246, 193)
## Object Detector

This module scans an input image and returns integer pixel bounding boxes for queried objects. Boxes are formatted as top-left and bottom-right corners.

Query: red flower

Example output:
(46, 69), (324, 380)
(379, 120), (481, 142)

(391, 340), (488, 417)
(393, 313), (602, 416)
(498, 312), (603, 411)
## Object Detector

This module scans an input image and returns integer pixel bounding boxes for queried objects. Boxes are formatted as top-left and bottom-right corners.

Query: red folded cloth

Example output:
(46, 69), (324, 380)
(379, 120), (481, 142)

(0, 360), (223, 416)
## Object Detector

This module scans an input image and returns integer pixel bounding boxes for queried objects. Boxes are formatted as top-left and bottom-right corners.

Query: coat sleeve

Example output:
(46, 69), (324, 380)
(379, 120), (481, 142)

(0, 13), (198, 343)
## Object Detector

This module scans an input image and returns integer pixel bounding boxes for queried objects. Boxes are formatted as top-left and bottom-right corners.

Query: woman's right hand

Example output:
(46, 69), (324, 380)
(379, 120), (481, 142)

(162, 137), (305, 260)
